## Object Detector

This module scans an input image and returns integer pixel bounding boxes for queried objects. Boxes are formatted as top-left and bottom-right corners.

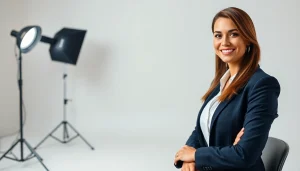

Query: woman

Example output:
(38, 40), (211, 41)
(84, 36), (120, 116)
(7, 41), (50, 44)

(173, 7), (280, 171)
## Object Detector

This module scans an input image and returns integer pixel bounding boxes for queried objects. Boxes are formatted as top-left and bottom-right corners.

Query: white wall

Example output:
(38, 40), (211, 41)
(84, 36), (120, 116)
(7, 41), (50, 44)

(0, 0), (27, 138)
(0, 0), (299, 170)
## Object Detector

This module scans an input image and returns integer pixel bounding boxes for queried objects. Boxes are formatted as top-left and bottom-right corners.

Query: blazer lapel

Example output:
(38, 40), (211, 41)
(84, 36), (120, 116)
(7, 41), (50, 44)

(209, 97), (233, 132)
(195, 85), (220, 146)
(204, 67), (260, 144)
(197, 85), (220, 121)
(209, 69), (254, 132)
(209, 85), (245, 132)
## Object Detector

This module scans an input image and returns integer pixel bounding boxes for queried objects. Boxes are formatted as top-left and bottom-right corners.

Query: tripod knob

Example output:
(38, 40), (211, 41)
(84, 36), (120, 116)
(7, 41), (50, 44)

(64, 99), (72, 104)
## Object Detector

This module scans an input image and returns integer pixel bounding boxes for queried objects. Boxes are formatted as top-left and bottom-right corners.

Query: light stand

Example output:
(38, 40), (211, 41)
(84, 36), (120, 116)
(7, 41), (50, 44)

(0, 25), (92, 170)
(28, 28), (94, 151)
(0, 48), (49, 171)
(31, 64), (94, 150)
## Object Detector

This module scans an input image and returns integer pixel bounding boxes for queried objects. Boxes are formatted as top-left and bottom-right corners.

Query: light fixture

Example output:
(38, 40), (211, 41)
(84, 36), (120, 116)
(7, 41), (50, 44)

(32, 28), (94, 151)
(40, 28), (87, 65)
(10, 25), (42, 53)
(0, 26), (91, 171)
(0, 25), (49, 171)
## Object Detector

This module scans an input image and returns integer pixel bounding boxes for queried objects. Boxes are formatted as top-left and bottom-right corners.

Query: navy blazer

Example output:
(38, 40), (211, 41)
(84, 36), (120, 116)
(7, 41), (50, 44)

(175, 67), (280, 171)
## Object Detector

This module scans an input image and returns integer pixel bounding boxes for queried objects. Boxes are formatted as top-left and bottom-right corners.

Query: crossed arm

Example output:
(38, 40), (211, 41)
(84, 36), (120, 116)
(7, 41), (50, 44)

(174, 128), (245, 171)
(173, 76), (280, 171)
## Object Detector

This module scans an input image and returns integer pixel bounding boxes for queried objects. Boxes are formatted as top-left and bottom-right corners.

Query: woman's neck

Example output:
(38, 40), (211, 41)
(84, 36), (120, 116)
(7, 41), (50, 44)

(227, 63), (240, 77)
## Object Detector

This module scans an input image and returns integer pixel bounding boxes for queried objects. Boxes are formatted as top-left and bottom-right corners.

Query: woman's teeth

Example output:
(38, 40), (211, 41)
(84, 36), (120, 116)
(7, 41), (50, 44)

(221, 49), (234, 55)
(222, 49), (233, 52)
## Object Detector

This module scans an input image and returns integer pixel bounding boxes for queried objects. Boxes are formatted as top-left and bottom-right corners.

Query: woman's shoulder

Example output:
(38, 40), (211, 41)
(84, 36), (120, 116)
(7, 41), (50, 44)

(245, 66), (280, 92)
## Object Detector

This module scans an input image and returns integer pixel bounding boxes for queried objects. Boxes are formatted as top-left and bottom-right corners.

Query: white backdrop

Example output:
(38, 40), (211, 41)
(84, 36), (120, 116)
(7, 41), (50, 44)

(0, 0), (299, 170)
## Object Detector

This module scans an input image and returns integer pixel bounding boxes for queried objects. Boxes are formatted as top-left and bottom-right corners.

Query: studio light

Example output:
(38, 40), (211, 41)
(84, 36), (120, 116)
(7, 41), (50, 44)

(10, 25), (42, 53)
(0, 26), (93, 171)
(32, 27), (94, 152)
(0, 25), (49, 171)
(40, 28), (86, 65)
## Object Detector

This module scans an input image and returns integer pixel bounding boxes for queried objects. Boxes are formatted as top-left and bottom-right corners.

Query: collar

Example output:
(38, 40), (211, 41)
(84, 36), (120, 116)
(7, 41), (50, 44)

(220, 69), (236, 92)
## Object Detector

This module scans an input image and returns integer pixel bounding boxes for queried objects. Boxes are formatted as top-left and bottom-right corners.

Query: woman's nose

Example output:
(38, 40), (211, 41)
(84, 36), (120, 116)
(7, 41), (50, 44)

(222, 37), (230, 46)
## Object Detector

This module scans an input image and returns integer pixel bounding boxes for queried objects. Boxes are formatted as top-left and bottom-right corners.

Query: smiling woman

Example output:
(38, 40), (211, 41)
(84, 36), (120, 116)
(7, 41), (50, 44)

(213, 19), (248, 70)
(173, 7), (280, 171)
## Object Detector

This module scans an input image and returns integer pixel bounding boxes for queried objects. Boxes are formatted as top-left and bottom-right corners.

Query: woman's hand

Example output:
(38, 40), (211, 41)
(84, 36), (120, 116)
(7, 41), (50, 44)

(174, 128), (244, 166)
(233, 128), (244, 145)
(181, 162), (198, 171)
(174, 145), (196, 165)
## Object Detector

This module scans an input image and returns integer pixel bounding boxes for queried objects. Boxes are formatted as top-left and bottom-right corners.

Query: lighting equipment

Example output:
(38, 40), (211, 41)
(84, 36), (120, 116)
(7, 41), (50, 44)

(30, 28), (94, 151)
(0, 25), (49, 171)
(0, 26), (94, 171)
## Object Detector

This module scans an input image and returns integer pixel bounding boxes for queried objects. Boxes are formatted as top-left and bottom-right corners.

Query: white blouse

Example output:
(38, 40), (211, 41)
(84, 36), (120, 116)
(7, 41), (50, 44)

(200, 70), (236, 146)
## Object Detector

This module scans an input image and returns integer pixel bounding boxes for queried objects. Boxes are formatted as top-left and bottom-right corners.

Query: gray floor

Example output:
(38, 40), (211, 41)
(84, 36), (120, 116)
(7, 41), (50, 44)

(0, 135), (180, 171)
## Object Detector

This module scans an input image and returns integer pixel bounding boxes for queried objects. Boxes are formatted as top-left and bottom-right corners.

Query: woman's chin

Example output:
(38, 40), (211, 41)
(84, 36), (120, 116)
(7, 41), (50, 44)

(219, 57), (232, 63)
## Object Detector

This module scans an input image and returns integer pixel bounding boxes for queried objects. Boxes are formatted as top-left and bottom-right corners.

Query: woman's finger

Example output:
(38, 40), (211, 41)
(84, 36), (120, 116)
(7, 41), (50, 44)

(189, 163), (195, 171)
(181, 163), (187, 171)
(181, 163), (185, 171)
(237, 128), (244, 138)
(234, 128), (245, 145)
(174, 155), (181, 165)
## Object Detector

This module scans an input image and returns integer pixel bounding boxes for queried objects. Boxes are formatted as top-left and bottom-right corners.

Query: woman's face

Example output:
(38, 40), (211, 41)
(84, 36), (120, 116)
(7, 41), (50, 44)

(213, 17), (248, 66)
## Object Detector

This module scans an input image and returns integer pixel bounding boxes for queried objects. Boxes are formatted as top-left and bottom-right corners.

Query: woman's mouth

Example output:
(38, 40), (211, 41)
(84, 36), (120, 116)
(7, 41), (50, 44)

(221, 49), (235, 55)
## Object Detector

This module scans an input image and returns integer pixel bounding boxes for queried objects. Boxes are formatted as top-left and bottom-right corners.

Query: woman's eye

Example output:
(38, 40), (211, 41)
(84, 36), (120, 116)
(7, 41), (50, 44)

(215, 34), (221, 38)
(231, 33), (239, 37)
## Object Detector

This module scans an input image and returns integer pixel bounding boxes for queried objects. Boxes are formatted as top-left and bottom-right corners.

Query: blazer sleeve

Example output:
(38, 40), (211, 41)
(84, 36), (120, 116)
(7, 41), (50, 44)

(193, 76), (280, 170)
(174, 126), (202, 168)
(186, 127), (201, 148)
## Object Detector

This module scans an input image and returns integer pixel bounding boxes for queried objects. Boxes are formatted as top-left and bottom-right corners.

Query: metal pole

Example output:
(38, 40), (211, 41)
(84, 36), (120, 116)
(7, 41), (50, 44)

(18, 49), (24, 161)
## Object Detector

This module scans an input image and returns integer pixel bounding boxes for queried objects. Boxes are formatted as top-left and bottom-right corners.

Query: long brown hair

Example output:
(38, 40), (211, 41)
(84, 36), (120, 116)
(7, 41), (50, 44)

(202, 7), (260, 102)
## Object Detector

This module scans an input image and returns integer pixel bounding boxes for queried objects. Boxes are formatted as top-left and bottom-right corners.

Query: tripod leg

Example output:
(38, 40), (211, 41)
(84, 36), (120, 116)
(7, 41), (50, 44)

(3, 138), (19, 160)
(63, 123), (66, 142)
(24, 140), (49, 171)
(66, 122), (94, 150)
(0, 140), (20, 160)
(26, 122), (63, 161)
(63, 122), (69, 142)
(65, 125), (69, 139)
(35, 122), (64, 150)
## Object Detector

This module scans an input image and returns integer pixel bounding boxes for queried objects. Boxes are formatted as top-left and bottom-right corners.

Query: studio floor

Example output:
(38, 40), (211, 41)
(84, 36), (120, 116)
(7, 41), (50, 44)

(0, 134), (178, 171)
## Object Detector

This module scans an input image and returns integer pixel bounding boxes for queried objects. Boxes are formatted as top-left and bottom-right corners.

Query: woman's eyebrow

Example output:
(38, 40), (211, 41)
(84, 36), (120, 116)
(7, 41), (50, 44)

(213, 29), (238, 33)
